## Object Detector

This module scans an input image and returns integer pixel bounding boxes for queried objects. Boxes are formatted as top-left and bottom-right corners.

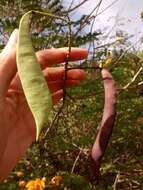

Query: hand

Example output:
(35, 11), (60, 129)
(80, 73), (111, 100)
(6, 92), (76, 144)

(0, 29), (88, 181)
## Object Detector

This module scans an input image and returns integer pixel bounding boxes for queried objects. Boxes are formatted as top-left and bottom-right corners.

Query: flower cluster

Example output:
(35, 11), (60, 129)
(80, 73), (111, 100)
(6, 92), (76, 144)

(16, 171), (62, 190)
(49, 175), (62, 187)
(26, 178), (46, 190)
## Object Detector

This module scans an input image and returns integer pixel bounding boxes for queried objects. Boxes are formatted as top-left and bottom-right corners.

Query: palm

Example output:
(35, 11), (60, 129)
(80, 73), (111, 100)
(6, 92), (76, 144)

(0, 29), (87, 181)
(0, 76), (36, 181)
(6, 83), (35, 142)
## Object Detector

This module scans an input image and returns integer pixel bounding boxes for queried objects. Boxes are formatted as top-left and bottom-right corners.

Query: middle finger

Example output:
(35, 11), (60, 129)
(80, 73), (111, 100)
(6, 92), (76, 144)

(43, 67), (86, 81)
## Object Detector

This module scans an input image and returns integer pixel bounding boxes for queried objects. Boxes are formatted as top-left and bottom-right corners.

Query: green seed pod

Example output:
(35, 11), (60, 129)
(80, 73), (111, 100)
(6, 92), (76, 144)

(16, 11), (52, 141)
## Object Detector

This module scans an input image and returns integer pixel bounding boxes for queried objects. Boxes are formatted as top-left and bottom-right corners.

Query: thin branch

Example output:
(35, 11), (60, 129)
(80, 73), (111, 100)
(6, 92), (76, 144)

(138, 81), (143, 86)
(114, 38), (142, 66)
(123, 66), (143, 89)
(71, 149), (82, 174)
(95, 0), (120, 18)
(74, 0), (120, 37)
(63, 14), (72, 103)
(87, 0), (103, 55)
(44, 105), (63, 138)
(64, 0), (89, 13)
(113, 173), (120, 190)
(67, 0), (75, 11)
(67, 66), (100, 70)
(74, 0), (103, 37)
(93, 39), (118, 50)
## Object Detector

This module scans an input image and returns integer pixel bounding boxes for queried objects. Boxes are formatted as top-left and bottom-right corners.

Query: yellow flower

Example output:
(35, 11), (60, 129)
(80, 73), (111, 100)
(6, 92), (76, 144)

(99, 52), (113, 68)
(16, 171), (24, 177)
(116, 36), (124, 43)
(50, 175), (62, 187)
(18, 180), (27, 188)
(26, 178), (45, 190)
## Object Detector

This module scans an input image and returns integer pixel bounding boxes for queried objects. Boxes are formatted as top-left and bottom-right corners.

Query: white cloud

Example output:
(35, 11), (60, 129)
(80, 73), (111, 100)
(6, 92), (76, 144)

(63, 0), (143, 46)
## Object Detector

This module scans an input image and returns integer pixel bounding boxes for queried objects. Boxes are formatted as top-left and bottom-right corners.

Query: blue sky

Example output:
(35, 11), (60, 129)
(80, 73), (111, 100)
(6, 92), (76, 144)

(63, 0), (143, 48)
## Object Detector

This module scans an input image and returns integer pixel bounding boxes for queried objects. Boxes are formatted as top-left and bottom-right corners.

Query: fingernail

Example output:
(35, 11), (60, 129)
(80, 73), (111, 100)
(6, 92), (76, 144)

(1, 29), (18, 55)
(7, 29), (18, 47)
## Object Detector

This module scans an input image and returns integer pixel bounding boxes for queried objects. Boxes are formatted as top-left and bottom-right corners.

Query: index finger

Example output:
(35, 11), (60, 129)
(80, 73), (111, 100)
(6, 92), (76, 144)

(36, 47), (88, 69)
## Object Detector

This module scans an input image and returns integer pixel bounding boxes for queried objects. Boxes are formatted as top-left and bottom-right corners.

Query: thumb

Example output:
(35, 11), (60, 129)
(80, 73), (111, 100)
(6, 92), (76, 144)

(3, 29), (18, 52)
(0, 29), (18, 96)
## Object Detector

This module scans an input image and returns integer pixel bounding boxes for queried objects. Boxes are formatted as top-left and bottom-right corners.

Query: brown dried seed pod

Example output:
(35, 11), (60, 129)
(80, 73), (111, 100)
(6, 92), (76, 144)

(90, 68), (117, 180)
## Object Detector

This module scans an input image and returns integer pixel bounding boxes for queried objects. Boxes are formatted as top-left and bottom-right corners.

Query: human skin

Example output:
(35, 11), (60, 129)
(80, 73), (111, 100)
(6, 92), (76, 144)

(0, 29), (88, 181)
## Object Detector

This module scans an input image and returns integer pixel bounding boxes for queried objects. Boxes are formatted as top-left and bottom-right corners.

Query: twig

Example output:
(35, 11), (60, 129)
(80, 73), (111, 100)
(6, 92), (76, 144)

(113, 173), (120, 190)
(39, 11), (72, 138)
(93, 39), (119, 50)
(74, 0), (103, 37)
(63, 14), (72, 104)
(74, 0), (120, 37)
(95, 0), (120, 18)
(114, 38), (142, 66)
(72, 143), (82, 150)
(71, 149), (83, 174)
(67, 0), (75, 11)
(138, 81), (143, 86)
(123, 66), (143, 89)
(64, 0), (89, 13)
(44, 105), (63, 138)
(67, 66), (100, 70)
(71, 143), (90, 173)
(87, 0), (103, 55)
